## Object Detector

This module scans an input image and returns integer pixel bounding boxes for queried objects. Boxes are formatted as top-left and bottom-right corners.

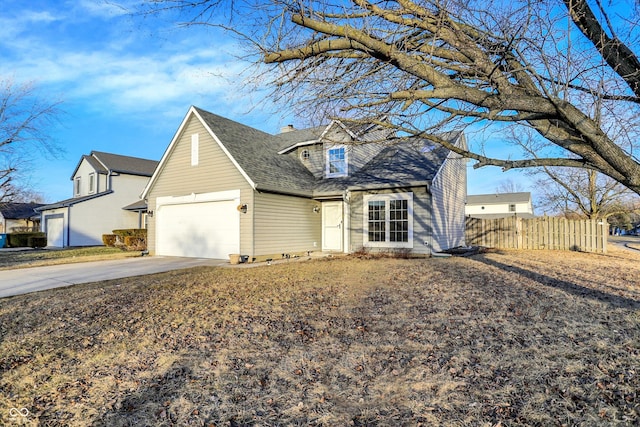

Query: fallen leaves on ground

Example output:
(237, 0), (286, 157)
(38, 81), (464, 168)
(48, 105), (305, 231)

(0, 249), (638, 426)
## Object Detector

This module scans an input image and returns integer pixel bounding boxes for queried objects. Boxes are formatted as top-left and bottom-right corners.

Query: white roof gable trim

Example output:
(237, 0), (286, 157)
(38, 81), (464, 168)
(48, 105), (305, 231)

(320, 120), (359, 141)
(141, 106), (256, 199)
(277, 139), (320, 155)
(277, 119), (381, 155)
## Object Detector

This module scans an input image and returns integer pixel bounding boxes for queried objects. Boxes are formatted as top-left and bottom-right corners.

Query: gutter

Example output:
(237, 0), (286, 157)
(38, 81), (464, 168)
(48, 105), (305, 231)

(36, 191), (114, 211)
(312, 180), (432, 199)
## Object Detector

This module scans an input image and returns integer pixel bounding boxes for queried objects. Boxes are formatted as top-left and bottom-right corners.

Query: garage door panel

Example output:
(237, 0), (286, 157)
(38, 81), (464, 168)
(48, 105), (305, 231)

(46, 216), (64, 247)
(156, 200), (239, 259)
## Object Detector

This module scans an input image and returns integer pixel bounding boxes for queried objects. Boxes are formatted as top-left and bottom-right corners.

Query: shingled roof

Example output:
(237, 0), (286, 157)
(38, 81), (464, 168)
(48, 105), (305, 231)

(0, 202), (45, 219)
(145, 106), (462, 199)
(195, 107), (318, 197)
(70, 151), (158, 180)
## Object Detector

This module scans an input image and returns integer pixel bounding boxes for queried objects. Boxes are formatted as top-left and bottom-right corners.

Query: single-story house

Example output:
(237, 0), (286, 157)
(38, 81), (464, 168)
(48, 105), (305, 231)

(465, 192), (535, 219)
(0, 202), (44, 233)
(37, 151), (158, 247)
(141, 106), (468, 260)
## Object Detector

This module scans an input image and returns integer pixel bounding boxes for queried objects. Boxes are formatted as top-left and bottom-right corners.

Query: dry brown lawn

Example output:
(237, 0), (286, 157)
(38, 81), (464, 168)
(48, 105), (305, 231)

(1, 249), (639, 426)
(0, 247), (137, 270)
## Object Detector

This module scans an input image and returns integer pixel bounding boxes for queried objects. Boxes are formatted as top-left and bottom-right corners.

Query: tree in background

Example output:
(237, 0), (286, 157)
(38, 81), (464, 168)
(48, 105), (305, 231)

(495, 179), (526, 195)
(0, 79), (61, 202)
(534, 166), (639, 220)
(139, 0), (640, 195)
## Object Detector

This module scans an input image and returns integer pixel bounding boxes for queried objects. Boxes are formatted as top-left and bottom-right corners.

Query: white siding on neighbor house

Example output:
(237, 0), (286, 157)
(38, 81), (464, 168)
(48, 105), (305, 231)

(465, 200), (532, 216)
(253, 192), (322, 256)
(146, 115), (254, 256)
(348, 187), (433, 255)
(73, 159), (102, 197)
(39, 173), (149, 247)
(431, 151), (467, 252)
(68, 174), (149, 246)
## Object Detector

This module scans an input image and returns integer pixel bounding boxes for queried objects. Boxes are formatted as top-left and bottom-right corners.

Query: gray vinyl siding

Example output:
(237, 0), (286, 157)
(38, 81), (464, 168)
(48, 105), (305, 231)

(292, 126), (387, 179)
(146, 116), (254, 255)
(431, 151), (467, 252)
(253, 192), (321, 256)
(294, 144), (324, 178)
(348, 187), (433, 255)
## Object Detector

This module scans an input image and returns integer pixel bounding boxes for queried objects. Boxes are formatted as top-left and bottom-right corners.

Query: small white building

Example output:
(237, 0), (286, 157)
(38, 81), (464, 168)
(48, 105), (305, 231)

(466, 192), (534, 219)
(38, 151), (158, 247)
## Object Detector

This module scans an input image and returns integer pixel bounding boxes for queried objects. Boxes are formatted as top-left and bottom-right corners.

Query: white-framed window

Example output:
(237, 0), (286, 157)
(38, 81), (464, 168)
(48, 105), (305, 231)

(509, 204), (516, 212)
(326, 145), (347, 177)
(88, 173), (96, 193)
(191, 133), (199, 166)
(74, 177), (81, 196)
(363, 192), (413, 248)
(300, 149), (310, 161)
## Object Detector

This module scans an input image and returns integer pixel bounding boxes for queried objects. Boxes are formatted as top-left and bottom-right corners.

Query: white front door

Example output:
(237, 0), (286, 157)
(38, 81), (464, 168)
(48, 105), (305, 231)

(322, 201), (343, 251)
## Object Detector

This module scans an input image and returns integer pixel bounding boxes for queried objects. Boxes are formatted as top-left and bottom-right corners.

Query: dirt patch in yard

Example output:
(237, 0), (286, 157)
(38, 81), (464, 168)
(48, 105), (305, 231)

(0, 249), (638, 426)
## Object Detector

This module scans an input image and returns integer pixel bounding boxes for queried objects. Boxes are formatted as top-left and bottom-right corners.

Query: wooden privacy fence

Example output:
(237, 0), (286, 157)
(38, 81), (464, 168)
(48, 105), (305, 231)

(465, 216), (608, 253)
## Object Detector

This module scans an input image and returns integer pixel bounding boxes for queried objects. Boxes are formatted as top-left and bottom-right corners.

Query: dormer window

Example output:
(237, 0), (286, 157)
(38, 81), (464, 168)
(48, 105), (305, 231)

(300, 149), (310, 161)
(326, 145), (347, 177)
(89, 173), (96, 194)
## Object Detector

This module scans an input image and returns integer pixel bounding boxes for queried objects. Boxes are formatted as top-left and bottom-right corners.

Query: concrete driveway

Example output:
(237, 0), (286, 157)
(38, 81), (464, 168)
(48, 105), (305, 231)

(0, 256), (227, 299)
(609, 235), (640, 252)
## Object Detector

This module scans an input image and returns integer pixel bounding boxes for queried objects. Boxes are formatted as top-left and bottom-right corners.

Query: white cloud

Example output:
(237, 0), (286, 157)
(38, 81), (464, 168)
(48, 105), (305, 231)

(1, 14), (250, 116)
(74, 0), (132, 18)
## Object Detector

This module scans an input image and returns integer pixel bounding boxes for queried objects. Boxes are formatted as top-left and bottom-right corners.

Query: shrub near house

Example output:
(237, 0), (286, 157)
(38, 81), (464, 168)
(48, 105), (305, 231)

(102, 229), (147, 251)
(6, 232), (47, 248)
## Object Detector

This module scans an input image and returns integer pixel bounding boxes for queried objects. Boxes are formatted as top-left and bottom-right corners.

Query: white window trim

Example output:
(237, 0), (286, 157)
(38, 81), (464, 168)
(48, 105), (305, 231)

(191, 133), (199, 166)
(326, 145), (348, 178)
(363, 192), (414, 248)
(74, 177), (81, 196)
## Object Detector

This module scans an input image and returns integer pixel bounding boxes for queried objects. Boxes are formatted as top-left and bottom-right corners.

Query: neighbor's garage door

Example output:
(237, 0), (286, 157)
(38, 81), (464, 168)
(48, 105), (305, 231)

(156, 200), (239, 259)
(45, 215), (64, 247)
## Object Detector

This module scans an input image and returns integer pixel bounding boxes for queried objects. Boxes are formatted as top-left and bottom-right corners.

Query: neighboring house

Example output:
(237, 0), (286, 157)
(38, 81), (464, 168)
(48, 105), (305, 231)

(141, 106), (468, 260)
(37, 151), (158, 247)
(466, 192), (535, 219)
(0, 202), (45, 233)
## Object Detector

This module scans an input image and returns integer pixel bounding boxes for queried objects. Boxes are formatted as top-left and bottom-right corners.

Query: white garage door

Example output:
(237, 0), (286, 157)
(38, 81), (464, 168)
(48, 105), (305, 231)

(156, 200), (239, 259)
(45, 216), (64, 247)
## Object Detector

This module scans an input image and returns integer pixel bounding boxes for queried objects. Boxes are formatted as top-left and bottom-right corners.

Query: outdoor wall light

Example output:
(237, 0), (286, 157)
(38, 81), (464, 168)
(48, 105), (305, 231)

(238, 204), (248, 214)
(313, 205), (320, 214)
(147, 210), (154, 217)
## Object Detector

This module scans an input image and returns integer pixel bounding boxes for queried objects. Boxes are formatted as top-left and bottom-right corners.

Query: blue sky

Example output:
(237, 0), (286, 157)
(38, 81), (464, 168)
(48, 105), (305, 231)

(1, 0), (532, 204)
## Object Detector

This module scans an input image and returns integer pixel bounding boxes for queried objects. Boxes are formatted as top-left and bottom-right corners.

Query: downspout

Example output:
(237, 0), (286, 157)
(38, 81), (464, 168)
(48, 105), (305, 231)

(343, 190), (351, 253)
(251, 191), (255, 259)
(66, 206), (71, 247)
(428, 185), (433, 256)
